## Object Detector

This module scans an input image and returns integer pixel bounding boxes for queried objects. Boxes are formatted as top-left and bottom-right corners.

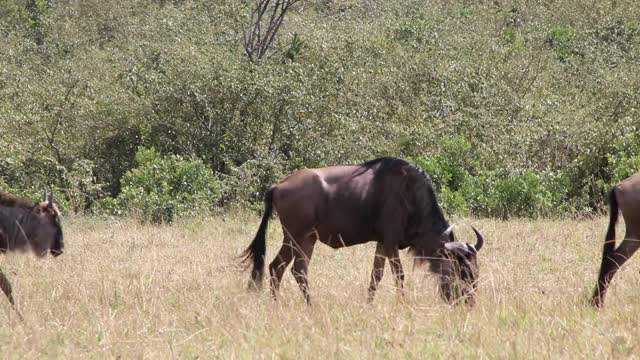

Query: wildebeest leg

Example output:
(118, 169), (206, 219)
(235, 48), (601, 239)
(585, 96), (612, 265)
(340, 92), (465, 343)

(291, 235), (317, 305)
(367, 243), (386, 303)
(593, 234), (640, 307)
(268, 235), (295, 300)
(0, 267), (23, 320)
(0, 268), (15, 306)
(386, 247), (405, 300)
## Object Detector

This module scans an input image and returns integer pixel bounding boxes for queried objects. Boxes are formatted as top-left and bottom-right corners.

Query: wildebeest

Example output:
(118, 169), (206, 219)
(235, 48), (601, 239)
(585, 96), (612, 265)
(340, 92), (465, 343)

(592, 175), (640, 308)
(241, 157), (485, 305)
(0, 190), (64, 317)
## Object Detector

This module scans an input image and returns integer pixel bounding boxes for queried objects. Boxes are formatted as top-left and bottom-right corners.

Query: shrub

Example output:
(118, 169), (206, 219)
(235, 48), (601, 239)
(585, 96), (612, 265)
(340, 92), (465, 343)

(413, 136), (479, 191)
(218, 154), (287, 212)
(411, 136), (571, 219)
(502, 29), (526, 50)
(102, 147), (222, 223)
(606, 134), (640, 185)
(547, 26), (579, 62)
(2, 0), (639, 219)
(392, 15), (441, 48)
(461, 169), (570, 219)
(411, 136), (478, 214)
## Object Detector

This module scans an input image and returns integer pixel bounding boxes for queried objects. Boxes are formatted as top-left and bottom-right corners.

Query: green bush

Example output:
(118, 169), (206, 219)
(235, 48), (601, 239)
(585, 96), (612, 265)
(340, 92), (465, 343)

(413, 136), (479, 191)
(606, 134), (640, 185)
(1, 0), (639, 219)
(502, 29), (526, 50)
(101, 147), (222, 223)
(411, 136), (478, 215)
(461, 169), (570, 219)
(219, 154), (287, 212)
(547, 26), (579, 62)
(392, 14), (441, 48)
(411, 136), (571, 219)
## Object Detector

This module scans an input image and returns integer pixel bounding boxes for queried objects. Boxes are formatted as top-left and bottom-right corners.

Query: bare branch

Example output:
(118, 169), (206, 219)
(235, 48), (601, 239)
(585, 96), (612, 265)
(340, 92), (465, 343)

(242, 0), (300, 62)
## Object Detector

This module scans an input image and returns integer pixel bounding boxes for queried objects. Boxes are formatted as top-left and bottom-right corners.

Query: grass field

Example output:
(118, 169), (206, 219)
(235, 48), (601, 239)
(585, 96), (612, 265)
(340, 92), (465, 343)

(1, 212), (639, 359)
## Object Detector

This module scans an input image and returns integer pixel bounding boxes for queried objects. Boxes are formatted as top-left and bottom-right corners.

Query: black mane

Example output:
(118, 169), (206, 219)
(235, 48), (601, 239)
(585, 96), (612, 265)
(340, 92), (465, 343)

(359, 156), (449, 233)
(360, 156), (409, 176)
(425, 181), (450, 233)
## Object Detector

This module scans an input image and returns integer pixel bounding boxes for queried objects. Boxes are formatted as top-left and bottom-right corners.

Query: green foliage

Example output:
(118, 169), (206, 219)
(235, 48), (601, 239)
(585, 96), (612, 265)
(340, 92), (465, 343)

(547, 26), (578, 62)
(594, 17), (640, 53)
(412, 136), (478, 215)
(392, 14), (441, 48)
(0, 0), (639, 219)
(608, 153), (640, 185)
(62, 159), (103, 214)
(502, 29), (526, 50)
(284, 32), (304, 62)
(461, 170), (570, 219)
(606, 134), (640, 185)
(102, 147), (222, 223)
(0, 0), (28, 28)
(219, 154), (287, 212)
(413, 137), (570, 219)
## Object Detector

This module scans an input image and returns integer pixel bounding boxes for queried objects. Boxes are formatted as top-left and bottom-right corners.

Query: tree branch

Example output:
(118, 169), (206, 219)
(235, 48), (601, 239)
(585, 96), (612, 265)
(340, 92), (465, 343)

(242, 0), (299, 62)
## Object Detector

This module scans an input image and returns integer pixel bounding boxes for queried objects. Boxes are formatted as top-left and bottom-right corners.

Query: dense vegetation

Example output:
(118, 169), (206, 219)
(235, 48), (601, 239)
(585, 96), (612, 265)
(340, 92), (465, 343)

(1, 0), (639, 221)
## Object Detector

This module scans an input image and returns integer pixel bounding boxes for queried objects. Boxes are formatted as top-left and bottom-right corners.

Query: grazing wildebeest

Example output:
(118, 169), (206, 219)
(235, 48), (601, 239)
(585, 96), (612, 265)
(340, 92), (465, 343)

(0, 190), (64, 317)
(241, 157), (485, 305)
(592, 174), (640, 308)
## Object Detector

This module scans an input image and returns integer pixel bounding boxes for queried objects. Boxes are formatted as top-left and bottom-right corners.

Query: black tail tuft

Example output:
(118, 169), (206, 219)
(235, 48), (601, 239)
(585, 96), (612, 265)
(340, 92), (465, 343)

(240, 187), (275, 291)
(604, 187), (619, 254)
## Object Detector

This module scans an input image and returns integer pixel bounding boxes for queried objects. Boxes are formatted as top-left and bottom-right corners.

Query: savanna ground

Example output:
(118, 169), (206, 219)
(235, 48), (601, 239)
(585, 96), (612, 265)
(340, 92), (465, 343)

(1, 212), (639, 359)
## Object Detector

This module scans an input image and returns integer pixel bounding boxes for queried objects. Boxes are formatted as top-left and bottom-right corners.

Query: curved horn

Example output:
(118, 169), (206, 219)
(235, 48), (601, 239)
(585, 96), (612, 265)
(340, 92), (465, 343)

(43, 189), (48, 203)
(442, 223), (456, 243)
(471, 225), (484, 251)
(442, 224), (456, 237)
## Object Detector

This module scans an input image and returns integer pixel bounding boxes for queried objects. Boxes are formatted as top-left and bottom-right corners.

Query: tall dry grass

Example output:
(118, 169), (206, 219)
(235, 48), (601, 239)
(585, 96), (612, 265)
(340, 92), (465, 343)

(1, 212), (639, 358)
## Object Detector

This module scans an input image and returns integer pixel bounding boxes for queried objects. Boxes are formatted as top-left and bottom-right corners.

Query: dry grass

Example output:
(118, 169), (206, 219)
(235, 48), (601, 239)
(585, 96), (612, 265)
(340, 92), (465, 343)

(1, 211), (639, 359)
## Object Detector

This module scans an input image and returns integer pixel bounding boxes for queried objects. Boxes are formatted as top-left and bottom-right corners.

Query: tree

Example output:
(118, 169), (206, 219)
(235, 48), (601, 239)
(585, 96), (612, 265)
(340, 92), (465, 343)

(242, 0), (300, 62)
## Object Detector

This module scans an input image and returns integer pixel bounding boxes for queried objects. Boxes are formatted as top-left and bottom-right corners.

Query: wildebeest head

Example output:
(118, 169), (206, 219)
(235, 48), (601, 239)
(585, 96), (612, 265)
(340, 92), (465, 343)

(24, 190), (64, 257)
(400, 164), (485, 306)
(438, 224), (484, 305)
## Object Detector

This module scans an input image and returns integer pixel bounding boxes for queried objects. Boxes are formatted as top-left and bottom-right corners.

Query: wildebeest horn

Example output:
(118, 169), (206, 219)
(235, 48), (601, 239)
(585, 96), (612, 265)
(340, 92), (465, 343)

(471, 225), (484, 251)
(442, 224), (456, 243)
(442, 224), (456, 236)
(43, 189), (48, 203)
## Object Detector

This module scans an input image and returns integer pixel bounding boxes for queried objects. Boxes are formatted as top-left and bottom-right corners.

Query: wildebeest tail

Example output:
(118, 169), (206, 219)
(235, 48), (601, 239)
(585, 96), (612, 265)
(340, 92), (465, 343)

(604, 187), (619, 254)
(241, 186), (274, 290)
